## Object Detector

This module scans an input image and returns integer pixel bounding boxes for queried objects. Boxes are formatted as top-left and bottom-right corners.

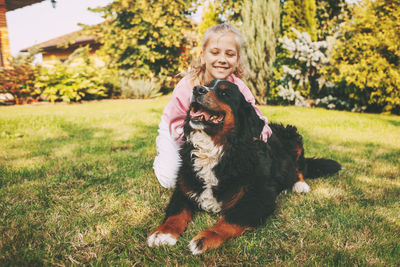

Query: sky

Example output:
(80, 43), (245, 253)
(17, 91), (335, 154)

(6, 0), (114, 56)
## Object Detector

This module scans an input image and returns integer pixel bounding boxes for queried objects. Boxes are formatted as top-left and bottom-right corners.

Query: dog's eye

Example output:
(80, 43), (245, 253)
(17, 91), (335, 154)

(219, 91), (228, 97)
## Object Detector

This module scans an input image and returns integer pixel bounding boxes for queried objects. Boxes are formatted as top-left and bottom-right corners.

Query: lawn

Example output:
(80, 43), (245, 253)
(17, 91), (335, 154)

(0, 97), (399, 265)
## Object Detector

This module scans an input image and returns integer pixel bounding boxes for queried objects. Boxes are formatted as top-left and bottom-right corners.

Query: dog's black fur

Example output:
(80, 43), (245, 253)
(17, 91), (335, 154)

(148, 79), (341, 254)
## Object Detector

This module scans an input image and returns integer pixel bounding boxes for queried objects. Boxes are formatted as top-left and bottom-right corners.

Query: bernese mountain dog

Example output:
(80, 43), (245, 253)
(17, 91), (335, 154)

(148, 79), (341, 255)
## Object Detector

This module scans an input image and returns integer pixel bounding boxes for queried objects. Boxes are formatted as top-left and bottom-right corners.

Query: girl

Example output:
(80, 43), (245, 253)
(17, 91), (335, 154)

(153, 23), (272, 188)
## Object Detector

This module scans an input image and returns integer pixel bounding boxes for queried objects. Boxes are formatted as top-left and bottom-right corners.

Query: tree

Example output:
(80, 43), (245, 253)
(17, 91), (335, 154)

(217, 0), (244, 23)
(324, 0), (400, 114)
(241, 0), (280, 104)
(198, 1), (223, 38)
(89, 0), (193, 87)
(315, 0), (350, 40)
(281, 0), (317, 41)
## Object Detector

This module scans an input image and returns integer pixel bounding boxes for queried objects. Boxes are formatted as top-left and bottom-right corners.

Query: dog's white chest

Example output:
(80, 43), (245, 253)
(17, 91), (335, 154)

(187, 131), (224, 213)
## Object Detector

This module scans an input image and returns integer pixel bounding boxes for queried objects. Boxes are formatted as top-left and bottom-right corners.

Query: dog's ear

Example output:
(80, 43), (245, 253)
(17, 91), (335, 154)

(236, 97), (265, 141)
(183, 108), (192, 141)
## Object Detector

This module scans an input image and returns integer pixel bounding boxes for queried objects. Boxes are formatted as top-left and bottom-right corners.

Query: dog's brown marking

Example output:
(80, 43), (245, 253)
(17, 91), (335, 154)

(295, 146), (303, 161)
(206, 91), (235, 145)
(295, 146), (306, 182)
(296, 169), (305, 182)
(178, 177), (191, 196)
(223, 186), (246, 210)
(191, 218), (245, 253)
(219, 83), (228, 89)
(149, 209), (192, 239)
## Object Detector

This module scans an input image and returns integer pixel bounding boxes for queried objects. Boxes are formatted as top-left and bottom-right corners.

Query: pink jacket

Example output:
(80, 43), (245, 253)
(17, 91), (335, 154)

(161, 74), (272, 145)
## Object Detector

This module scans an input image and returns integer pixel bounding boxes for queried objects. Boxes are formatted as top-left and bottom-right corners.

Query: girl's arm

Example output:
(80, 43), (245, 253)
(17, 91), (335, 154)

(160, 76), (193, 144)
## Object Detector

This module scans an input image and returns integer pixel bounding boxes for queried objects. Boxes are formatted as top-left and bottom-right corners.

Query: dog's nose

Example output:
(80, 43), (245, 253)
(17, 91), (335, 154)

(193, 85), (209, 96)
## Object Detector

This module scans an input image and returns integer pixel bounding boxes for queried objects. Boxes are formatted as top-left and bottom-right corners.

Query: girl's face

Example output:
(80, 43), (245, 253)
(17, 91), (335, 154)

(201, 33), (239, 83)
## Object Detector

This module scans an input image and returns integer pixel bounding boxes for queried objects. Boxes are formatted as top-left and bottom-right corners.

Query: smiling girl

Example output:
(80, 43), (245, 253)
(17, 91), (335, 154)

(153, 23), (272, 188)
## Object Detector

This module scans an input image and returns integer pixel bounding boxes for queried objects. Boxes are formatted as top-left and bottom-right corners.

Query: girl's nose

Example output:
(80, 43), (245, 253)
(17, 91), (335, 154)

(217, 55), (227, 64)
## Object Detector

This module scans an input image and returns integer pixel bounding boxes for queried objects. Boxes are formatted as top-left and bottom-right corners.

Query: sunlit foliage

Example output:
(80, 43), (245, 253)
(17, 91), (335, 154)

(324, 0), (400, 114)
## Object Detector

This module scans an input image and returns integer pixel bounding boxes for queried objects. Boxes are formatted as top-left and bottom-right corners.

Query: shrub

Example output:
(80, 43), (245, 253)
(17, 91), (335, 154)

(0, 52), (38, 104)
(34, 47), (120, 102)
(120, 77), (161, 99)
(35, 64), (105, 102)
(277, 84), (307, 107)
(314, 95), (352, 111)
(279, 29), (333, 100)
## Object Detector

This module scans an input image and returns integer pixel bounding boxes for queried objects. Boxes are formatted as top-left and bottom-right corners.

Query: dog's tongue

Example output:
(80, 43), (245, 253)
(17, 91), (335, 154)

(190, 110), (210, 120)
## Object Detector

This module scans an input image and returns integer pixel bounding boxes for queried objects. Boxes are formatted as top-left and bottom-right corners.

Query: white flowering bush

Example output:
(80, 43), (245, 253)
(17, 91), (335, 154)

(280, 28), (331, 69)
(314, 95), (351, 110)
(278, 28), (333, 100)
(278, 84), (307, 107)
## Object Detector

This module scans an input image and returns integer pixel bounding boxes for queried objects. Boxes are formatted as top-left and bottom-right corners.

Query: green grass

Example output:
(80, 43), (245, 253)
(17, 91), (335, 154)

(1, 97), (399, 265)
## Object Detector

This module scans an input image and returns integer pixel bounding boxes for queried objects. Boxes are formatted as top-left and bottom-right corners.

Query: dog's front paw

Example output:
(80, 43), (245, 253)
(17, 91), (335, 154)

(189, 237), (207, 255)
(189, 231), (222, 255)
(189, 237), (206, 255)
(147, 231), (178, 247)
(292, 181), (311, 193)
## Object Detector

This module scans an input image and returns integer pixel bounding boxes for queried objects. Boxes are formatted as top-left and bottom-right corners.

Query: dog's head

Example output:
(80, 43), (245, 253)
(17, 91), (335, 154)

(185, 79), (264, 144)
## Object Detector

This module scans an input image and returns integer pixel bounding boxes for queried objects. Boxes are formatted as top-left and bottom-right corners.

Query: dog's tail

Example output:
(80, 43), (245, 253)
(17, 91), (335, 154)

(304, 158), (342, 179)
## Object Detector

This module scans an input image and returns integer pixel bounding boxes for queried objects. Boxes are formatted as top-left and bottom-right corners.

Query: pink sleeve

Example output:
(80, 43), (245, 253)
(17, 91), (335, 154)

(233, 76), (273, 142)
(161, 76), (193, 144)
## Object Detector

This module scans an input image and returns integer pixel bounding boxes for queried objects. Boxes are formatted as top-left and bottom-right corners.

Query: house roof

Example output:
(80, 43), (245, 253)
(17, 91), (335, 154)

(20, 30), (97, 52)
(6, 0), (46, 11)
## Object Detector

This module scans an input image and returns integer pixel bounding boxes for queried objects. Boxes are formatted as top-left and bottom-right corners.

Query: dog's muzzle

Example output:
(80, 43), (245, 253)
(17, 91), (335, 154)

(193, 85), (209, 96)
(191, 85), (209, 104)
(189, 85), (224, 126)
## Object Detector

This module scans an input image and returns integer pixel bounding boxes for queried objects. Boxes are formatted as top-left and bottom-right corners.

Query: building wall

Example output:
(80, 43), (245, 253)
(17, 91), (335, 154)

(41, 46), (104, 68)
(0, 0), (11, 67)
(42, 51), (72, 63)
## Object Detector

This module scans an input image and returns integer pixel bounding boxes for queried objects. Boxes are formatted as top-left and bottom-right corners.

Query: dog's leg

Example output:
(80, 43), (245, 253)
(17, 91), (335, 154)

(293, 146), (310, 193)
(189, 217), (245, 255)
(189, 186), (277, 255)
(148, 190), (194, 247)
(148, 208), (192, 247)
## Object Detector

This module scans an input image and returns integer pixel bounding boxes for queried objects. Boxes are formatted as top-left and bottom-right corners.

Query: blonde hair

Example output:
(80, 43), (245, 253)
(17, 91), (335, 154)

(188, 23), (249, 85)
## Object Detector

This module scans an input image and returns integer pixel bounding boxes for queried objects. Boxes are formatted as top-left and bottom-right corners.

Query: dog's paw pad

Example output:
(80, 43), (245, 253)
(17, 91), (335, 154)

(189, 237), (205, 255)
(147, 232), (177, 247)
(292, 181), (311, 193)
